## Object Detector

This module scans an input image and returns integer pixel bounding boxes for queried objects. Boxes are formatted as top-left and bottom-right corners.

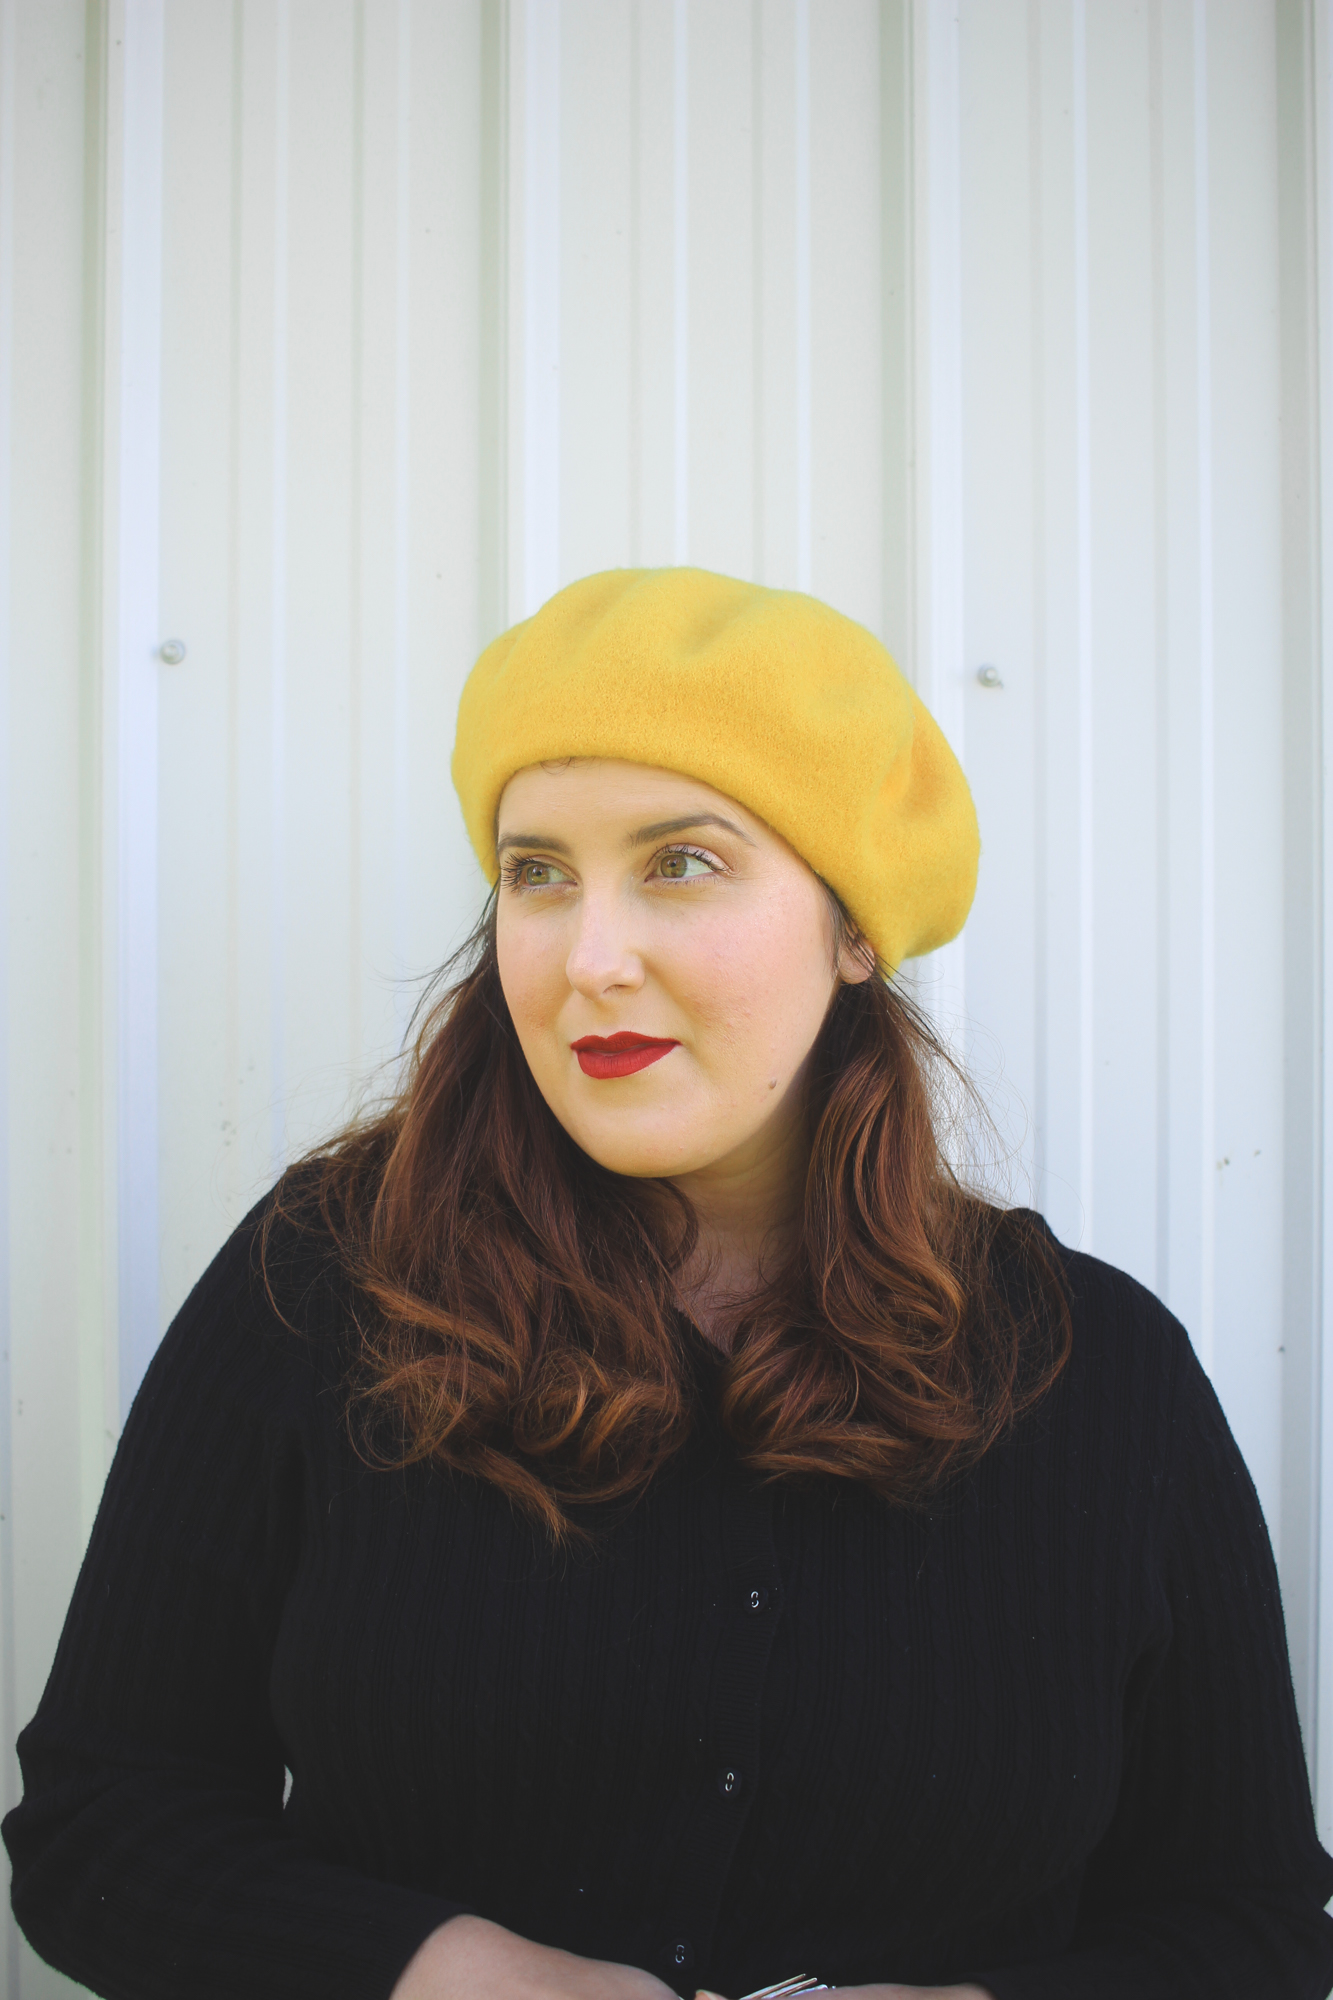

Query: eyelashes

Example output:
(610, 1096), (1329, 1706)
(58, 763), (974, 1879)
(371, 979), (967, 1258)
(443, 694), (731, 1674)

(500, 844), (721, 892)
(499, 855), (565, 890)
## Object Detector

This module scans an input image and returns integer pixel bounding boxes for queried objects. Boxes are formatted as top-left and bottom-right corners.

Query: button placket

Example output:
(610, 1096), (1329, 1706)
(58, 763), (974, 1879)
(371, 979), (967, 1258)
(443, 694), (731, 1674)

(657, 1462), (784, 1989)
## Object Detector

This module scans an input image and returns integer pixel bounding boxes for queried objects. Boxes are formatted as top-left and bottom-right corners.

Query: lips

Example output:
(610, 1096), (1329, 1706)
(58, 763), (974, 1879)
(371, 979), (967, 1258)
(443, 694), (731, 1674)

(570, 1031), (680, 1080)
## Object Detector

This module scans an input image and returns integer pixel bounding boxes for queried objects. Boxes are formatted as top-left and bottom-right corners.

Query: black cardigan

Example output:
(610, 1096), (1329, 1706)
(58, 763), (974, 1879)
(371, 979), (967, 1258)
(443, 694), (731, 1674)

(6, 1197), (1333, 2000)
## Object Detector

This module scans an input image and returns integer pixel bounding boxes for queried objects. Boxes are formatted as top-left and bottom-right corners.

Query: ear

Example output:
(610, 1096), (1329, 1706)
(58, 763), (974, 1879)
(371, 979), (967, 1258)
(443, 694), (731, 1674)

(836, 933), (876, 986)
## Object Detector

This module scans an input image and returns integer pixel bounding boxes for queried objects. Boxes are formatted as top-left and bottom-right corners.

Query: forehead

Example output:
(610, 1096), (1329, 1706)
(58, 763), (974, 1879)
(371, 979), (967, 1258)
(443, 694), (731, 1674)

(496, 758), (762, 838)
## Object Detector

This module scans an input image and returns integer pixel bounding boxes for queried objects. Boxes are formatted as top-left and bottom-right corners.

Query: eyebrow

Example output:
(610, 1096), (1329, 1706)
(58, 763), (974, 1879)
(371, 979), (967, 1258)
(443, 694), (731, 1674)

(490, 832), (568, 856)
(624, 808), (752, 848)
(495, 812), (757, 857)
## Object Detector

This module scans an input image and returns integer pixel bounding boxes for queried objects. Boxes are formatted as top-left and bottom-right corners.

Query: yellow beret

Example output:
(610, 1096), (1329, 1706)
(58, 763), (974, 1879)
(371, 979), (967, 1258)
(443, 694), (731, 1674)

(451, 567), (979, 970)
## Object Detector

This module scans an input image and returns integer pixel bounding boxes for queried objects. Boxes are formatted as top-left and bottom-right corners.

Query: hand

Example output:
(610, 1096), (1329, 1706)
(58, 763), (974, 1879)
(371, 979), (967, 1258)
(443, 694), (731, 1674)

(828, 1989), (993, 1998)
(390, 1913), (678, 2000)
(697, 1988), (993, 1999)
(821, 1989), (993, 1999)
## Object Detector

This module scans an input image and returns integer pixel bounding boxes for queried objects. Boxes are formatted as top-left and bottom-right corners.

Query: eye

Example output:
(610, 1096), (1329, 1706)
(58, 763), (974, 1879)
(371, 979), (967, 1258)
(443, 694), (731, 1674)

(502, 856), (571, 890)
(652, 847), (717, 882)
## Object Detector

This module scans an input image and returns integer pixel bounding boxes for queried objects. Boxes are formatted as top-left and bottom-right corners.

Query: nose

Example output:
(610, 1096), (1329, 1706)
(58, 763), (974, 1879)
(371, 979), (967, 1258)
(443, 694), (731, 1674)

(563, 888), (645, 1000)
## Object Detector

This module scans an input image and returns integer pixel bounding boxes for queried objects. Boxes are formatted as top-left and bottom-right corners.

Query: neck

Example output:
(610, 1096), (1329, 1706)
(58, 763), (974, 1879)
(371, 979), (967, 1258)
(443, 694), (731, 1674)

(666, 1094), (810, 1353)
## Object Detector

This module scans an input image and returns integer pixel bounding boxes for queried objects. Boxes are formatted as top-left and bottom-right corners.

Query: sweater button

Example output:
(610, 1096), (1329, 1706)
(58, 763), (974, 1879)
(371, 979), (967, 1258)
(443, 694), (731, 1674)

(717, 1766), (742, 1796)
(745, 1585), (770, 1613)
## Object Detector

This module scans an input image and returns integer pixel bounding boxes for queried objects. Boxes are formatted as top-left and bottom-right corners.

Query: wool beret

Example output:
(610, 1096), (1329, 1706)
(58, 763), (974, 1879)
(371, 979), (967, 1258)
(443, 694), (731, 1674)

(451, 566), (979, 969)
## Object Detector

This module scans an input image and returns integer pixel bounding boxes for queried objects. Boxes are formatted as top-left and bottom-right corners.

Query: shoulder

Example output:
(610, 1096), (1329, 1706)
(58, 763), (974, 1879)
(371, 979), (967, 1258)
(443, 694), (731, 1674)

(1005, 1224), (1284, 1613)
(1002, 1206), (1189, 1378)
(132, 1166), (360, 1435)
(994, 1208), (1196, 1498)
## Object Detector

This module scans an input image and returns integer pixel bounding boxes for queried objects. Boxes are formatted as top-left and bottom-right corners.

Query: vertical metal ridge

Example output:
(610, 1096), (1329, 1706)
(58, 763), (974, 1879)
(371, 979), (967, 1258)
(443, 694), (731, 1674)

(478, 0), (509, 641)
(628, 0), (642, 567)
(347, 0), (365, 1060)
(673, 0), (688, 564)
(902, 0), (919, 691)
(0, 0), (17, 1986)
(1028, 0), (1048, 1208)
(1192, 0), (1216, 1370)
(1304, 0), (1328, 1840)
(914, 0), (966, 1044)
(795, 0), (811, 591)
(225, 0), (245, 1208)
(923, 0), (964, 756)
(269, 0), (290, 1181)
(751, 0), (764, 584)
(505, 0), (524, 626)
(393, 0), (412, 1031)
(1071, 0), (1094, 1247)
(79, 0), (113, 1519)
(115, 0), (164, 1416)
(1148, 0), (1171, 1306)
(1274, 0), (1326, 1812)
(523, 0), (560, 613)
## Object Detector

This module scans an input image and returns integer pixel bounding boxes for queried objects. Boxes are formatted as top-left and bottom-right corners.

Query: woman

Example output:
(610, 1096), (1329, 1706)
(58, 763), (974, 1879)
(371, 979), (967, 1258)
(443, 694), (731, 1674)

(6, 568), (1332, 2000)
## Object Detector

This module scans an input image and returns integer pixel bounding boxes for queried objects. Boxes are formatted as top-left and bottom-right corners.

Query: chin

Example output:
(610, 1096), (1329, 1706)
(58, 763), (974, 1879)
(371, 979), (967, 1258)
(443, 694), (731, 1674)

(566, 1119), (713, 1182)
(577, 1143), (698, 1181)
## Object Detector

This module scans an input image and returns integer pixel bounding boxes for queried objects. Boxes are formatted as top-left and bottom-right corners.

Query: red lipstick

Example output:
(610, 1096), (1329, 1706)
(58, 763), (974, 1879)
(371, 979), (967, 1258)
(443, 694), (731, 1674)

(570, 1031), (680, 1080)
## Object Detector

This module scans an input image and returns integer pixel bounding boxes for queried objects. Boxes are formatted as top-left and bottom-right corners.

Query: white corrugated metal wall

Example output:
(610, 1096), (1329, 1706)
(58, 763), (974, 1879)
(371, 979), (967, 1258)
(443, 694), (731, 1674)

(2, 2), (1332, 1991)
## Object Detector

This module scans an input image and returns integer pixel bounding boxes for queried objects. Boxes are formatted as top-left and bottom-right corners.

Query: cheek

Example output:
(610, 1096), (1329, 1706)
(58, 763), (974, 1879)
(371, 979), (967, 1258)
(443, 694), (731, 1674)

(495, 920), (563, 1038)
(676, 904), (832, 1061)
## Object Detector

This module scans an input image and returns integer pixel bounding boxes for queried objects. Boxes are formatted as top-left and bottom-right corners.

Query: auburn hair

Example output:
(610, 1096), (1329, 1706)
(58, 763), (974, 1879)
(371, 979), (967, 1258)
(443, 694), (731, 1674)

(266, 894), (1071, 1539)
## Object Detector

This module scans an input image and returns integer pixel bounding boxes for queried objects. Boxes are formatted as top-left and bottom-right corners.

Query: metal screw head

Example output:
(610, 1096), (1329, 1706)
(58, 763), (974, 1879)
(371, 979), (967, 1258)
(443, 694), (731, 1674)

(976, 663), (1003, 688)
(158, 639), (187, 665)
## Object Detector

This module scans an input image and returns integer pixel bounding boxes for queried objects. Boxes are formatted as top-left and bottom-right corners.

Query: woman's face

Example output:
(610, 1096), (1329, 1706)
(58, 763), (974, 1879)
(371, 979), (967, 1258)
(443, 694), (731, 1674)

(494, 758), (870, 1184)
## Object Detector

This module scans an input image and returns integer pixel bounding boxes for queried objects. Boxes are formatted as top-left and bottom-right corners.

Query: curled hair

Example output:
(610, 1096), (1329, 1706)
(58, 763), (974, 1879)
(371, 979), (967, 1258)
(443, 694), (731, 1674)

(266, 897), (1071, 1539)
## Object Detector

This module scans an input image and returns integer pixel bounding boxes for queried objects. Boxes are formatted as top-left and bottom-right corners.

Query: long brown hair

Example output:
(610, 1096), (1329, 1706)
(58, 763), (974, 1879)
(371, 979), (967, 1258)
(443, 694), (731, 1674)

(267, 895), (1071, 1539)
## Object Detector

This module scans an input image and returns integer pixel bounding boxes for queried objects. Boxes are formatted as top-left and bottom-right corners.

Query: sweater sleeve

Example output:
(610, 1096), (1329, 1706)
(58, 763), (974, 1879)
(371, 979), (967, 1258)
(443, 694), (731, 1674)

(2, 1205), (465, 2000)
(979, 1318), (1333, 2000)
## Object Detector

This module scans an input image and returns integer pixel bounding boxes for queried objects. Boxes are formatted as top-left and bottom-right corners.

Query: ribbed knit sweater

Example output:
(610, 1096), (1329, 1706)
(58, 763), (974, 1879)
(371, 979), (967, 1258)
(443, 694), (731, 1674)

(5, 1197), (1333, 2000)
